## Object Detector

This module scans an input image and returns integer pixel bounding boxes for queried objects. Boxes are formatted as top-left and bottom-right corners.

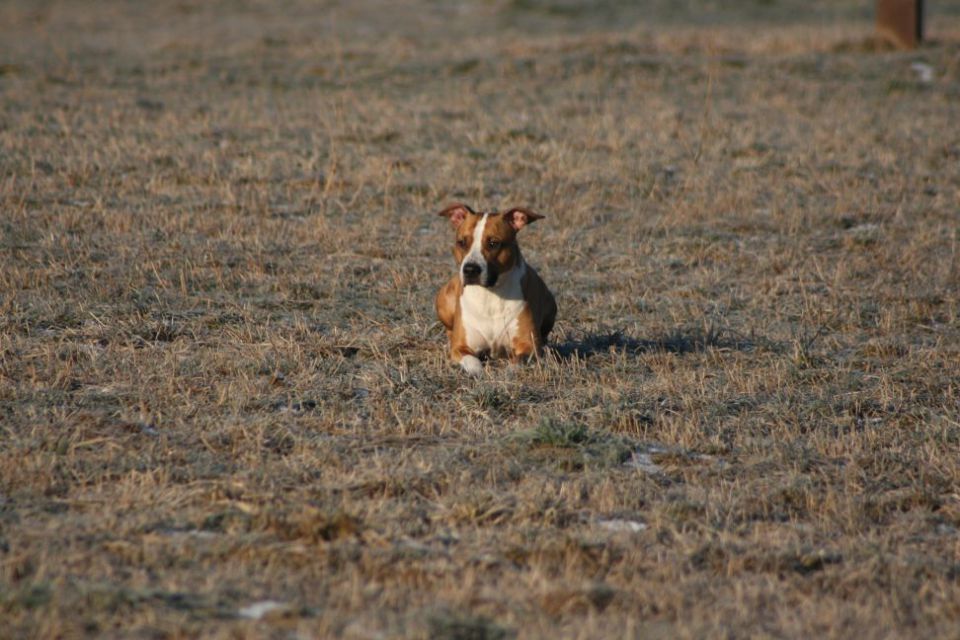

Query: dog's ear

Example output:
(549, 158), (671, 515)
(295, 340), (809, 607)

(437, 203), (475, 228)
(503, 207), (544, 231)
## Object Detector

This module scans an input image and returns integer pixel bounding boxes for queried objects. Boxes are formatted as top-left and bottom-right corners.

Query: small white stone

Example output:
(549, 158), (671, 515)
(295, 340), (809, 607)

(625, 451), (662, 474)
(598, 518), (647, 533)
(238, 600), (289, 620)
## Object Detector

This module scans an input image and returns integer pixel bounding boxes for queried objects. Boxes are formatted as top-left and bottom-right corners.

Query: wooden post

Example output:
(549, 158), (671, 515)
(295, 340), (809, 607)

(876, 0), (924, 49)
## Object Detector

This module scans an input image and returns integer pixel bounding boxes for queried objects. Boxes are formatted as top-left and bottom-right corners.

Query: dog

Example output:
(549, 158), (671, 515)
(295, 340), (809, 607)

(435, 203), (557, 376)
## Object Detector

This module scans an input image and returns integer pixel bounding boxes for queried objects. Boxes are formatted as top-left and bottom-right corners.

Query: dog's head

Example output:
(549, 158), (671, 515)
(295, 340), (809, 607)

(437, 203), (544, 287)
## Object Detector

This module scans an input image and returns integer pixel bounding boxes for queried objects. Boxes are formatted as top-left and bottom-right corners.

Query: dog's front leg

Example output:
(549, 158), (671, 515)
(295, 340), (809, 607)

(450, 321), (483, 376)
(511, 310), (542, 363)
(511, 342), (537, 364)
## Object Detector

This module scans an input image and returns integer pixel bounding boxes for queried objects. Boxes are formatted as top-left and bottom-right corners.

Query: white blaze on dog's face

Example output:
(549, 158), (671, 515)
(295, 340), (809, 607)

(437, 204), (543, 287)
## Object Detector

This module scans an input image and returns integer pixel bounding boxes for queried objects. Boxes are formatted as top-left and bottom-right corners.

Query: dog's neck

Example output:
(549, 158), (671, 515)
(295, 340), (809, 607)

(489, 250), (526, 293)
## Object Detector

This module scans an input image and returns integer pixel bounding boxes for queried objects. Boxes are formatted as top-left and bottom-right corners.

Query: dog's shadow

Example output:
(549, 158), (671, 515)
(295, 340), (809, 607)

(549, 326), (779, 360)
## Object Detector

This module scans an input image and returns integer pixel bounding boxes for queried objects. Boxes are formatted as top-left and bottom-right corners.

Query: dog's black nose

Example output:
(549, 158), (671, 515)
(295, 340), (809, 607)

(462, 263), (482, 279)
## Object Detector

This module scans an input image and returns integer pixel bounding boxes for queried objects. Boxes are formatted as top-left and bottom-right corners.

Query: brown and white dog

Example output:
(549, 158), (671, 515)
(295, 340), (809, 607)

(435, 203), (557, 376)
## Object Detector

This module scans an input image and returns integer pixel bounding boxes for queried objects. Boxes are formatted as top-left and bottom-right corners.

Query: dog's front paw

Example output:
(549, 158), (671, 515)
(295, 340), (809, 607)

(460, 355), (483, 377)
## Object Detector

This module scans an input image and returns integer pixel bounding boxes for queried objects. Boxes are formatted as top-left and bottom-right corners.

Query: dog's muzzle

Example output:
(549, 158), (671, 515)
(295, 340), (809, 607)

(461, 261), (497, 287)
(461, 261), (482, 285)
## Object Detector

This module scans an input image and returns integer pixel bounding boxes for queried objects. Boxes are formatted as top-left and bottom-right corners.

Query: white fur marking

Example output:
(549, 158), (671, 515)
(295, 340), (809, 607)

(460, 213), (488, 284)
(460, 354), (483, 376)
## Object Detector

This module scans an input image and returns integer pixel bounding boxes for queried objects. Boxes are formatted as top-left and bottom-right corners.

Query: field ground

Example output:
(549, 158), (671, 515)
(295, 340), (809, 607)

(2, 1), (960, 638)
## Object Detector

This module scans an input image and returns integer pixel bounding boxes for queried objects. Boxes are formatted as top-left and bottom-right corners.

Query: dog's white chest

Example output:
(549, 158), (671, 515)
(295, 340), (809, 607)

(460, 275), (526, 357)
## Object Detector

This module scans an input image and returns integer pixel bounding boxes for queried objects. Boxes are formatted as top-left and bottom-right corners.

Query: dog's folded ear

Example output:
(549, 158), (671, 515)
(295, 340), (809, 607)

(503, 207), (544, 231)
(437, 203), (475, 227)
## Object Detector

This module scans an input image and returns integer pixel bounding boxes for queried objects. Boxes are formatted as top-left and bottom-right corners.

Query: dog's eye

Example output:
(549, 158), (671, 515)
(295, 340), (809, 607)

(457, 238), (469, 248)
(486, 239), (501, 249)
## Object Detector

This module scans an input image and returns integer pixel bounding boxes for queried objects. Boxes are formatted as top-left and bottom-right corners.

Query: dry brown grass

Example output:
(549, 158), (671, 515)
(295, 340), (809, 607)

(2, 1), (960, 638)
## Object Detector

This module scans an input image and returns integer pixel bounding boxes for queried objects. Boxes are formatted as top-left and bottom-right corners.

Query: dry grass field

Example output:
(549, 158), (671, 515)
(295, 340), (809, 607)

(2, 0), (960, 637)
